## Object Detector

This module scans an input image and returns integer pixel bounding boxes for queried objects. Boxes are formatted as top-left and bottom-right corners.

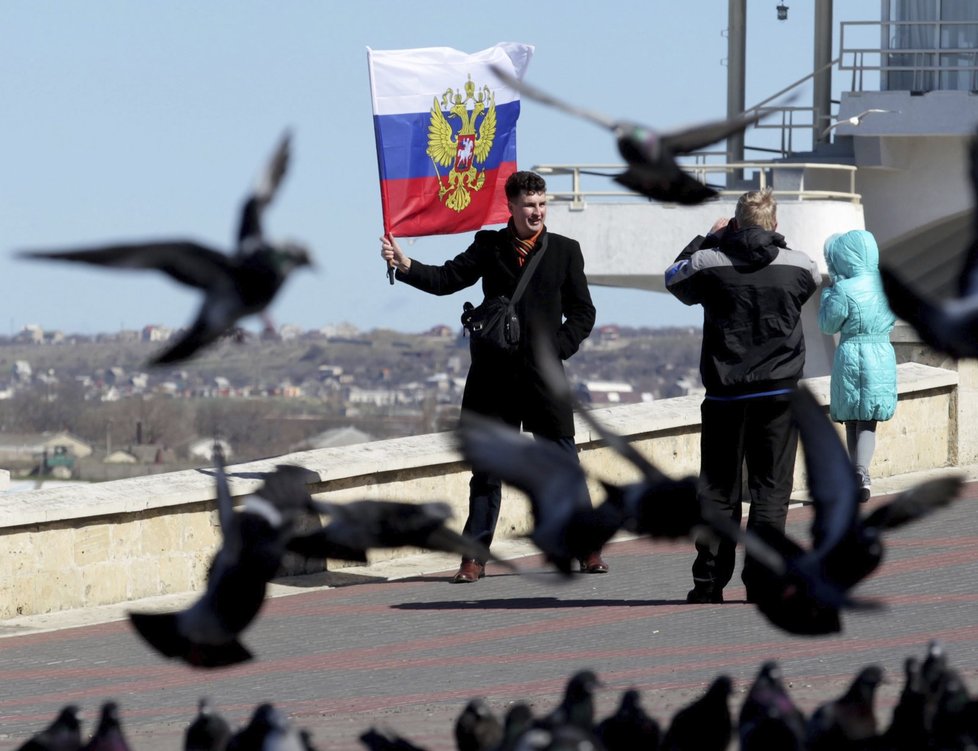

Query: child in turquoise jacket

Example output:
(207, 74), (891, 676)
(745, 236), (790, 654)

(818, 230), (897, 501)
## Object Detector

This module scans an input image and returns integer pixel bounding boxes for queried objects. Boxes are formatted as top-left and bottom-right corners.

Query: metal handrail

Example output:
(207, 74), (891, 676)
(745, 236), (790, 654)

(533, 162), (860, 207)
(840, 19), (978, 91)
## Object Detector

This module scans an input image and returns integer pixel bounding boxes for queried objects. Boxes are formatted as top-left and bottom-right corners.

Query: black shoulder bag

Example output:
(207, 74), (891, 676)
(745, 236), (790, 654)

(461, 236), (548, 356)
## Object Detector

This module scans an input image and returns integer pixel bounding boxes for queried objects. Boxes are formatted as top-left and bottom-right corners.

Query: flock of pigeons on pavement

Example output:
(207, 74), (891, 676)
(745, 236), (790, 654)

(15, 641), (978, 750)
(13, 68), (978, 749)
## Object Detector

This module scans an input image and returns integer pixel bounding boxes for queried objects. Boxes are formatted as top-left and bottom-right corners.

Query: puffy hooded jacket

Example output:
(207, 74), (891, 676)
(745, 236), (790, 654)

(818, 230), (897, 422)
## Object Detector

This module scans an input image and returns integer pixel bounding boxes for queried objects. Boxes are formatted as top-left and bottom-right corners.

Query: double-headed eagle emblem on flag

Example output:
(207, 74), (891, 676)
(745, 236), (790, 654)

(426, 75), (497, 213)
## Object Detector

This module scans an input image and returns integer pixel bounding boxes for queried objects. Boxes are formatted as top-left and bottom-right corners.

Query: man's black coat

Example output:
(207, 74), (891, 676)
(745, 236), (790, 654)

(396, 227), (595, 438)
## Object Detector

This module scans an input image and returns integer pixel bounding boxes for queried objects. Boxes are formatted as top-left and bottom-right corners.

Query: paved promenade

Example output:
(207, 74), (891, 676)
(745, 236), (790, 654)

(0, 468), (976, 751)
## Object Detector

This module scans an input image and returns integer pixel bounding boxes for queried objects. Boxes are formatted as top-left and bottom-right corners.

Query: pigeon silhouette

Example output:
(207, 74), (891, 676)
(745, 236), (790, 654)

(733, 386), (890, 635)
(455, 698), (503, 751)
(930, 668), (975, 751)
(747, 387), (961, 634)
(227, 704), (306, 751)
(738, 662), (806, 751)
(16, 705), (83, 751)
(128, 446), (312, 666)
(455, 414), (622, 575)
(19, 130), (312, 365)
(880, 128), (978, 359)
(82, 703), (130, 751)
(595, 688), (662, 751)
(289, 497), (507, 571)
(495, 703), (535, 751)
(805, 665), (884, 750)
(881, 657), (929, 751)
(490, 64), (771, 204)
(185, 698), (232, 751)
(661, 675), (733, 751)
(540, 670), (603, 732)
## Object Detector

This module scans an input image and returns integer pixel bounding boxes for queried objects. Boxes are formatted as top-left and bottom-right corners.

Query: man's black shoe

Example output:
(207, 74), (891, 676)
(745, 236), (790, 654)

(686, 586), (723, 604)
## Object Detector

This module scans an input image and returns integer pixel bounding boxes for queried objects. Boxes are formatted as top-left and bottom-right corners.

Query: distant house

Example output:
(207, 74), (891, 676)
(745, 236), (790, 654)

(0, 431), (93, 465)
(142, 325), (172, 343)
(424, 324), (454, 338)
(596, 324), (621, 341)
(15, 325), (44, 344)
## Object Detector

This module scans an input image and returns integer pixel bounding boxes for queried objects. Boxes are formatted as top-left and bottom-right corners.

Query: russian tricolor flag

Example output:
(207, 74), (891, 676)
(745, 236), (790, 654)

(368, 42), (534, 238)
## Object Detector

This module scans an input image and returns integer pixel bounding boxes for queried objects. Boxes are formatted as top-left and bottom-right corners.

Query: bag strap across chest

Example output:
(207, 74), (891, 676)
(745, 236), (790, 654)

(508, 235), (549, 306)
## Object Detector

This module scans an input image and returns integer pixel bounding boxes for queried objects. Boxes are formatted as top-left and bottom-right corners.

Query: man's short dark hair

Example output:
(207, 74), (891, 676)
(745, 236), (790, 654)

(505, 171), (547, 200)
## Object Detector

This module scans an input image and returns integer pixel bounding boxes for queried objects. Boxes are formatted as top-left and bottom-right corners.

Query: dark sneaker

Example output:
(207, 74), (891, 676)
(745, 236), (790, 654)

(860, 485), (871, 503)
(686, 586), (723, 604)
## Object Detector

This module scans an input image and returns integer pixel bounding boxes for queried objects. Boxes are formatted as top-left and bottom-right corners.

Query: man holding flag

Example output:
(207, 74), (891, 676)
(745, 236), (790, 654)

(380, 170), (604, 582)
(371, 42), (605, 582)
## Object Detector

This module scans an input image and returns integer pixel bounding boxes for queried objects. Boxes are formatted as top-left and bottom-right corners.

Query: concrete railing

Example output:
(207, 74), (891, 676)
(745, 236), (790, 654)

(0, 359), (962, 622)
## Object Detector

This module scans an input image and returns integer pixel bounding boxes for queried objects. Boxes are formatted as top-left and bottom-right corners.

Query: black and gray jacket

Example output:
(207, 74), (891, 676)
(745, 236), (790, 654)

(665, 226), (821, 397)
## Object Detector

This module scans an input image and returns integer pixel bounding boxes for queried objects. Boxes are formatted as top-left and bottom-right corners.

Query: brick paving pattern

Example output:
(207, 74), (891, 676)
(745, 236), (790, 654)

(0, 479), (975, 750)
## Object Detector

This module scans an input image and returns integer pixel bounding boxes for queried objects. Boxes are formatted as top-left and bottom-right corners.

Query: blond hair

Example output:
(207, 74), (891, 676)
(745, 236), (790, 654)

(735, 188), (777, 230)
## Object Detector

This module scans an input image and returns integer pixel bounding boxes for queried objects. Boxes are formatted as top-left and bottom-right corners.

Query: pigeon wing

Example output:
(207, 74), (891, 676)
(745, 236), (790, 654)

(455, 415), (589, 529)
(614, 166), (717, 204)
(791, 386), (861, 554)
(488, 64), (617, 130)
(237, 130), (292, 247)
(961, 130), (978, 297)
(880, 267), (978, 358)
(20, 241), (234, 290)
(861, 475), (963, 530)
(658, 108), (768, 155)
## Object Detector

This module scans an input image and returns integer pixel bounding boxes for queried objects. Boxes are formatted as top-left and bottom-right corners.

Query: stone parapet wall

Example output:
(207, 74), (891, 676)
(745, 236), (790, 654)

(0, 363), (959, 621)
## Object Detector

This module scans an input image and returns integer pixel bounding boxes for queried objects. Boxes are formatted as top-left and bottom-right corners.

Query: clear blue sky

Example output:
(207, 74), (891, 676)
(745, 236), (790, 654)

(2, 0), (882, 336)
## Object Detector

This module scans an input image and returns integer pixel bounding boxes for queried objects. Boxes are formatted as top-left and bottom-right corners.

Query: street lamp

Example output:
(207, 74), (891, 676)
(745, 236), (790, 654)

(776, 3), (789, 21)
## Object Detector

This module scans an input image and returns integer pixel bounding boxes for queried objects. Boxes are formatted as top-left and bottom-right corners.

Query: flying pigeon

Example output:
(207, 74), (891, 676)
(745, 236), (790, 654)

(491, 64), (773, 204)
(288, 497), (509, 572)
(20, 130), (312, 365)
(455, 415), (623, 575)
(820, 474), (963, 590)
(128, 446), (313, 667)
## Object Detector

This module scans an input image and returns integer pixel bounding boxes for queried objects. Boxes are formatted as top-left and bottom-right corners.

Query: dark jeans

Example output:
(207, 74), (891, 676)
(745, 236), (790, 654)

(463, 433), (587, 562)
(692, 393), (798, 593)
